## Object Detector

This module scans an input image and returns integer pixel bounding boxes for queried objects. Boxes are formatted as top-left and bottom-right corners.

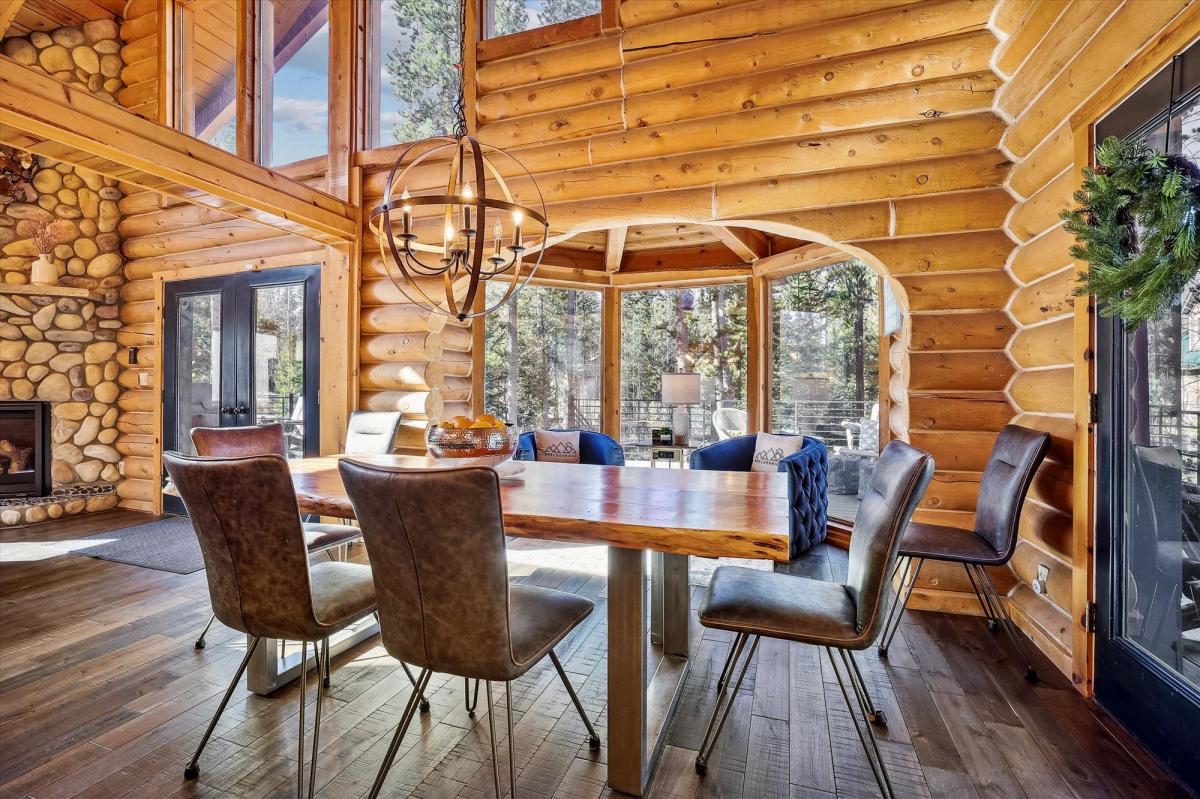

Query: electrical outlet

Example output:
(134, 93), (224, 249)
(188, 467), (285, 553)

(138, 372), (150, 386)
(1033, 563), (1050, 595)
(117, 461), (125, 476)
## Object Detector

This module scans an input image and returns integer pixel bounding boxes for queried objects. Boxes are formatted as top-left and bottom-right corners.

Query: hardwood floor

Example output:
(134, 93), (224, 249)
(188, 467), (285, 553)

(0, 510), (1190, 799)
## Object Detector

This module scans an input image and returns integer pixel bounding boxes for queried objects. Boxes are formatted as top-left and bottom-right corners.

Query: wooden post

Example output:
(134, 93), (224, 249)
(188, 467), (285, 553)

(607, 546), (647, 796)
(877, 276), (892, 446)
(157, 0), (176, 127)
(235, 0), (259, 162)
(746, 275), (768, 433)
(602, 287), (621, 440)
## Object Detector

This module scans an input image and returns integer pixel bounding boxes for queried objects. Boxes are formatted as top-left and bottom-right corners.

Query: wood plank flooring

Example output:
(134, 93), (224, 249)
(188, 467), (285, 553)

(0, 510), (1191, 799)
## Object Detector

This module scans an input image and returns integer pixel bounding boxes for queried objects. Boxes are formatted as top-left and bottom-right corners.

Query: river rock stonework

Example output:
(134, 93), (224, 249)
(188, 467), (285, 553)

(1, 23), (127, 526)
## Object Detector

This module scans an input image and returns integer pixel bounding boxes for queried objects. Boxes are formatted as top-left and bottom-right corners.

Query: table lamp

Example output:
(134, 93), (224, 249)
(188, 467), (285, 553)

(661, 373), (701, 445)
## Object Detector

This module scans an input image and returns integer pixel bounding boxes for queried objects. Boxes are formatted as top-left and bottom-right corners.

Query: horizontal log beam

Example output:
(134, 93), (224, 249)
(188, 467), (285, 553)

(0, 58), (356, 244)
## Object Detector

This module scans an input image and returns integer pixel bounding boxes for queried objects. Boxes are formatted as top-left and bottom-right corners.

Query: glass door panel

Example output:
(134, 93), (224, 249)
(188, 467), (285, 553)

(172, 292), (224, 456)
(252, 282), (308, 458)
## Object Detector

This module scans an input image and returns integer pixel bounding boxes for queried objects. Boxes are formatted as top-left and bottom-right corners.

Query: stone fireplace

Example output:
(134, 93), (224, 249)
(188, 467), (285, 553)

(0, 20), (130, 526)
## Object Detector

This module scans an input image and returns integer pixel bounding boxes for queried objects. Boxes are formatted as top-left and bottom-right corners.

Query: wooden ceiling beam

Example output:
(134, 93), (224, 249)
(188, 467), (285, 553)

(711, 225), (769, 262)
(605, 225), (627, 272)
(0, 58), (356, 244)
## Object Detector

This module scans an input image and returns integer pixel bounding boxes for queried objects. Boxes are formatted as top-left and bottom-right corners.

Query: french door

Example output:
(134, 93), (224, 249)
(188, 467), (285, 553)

(163, 266), (320, 513)
(1094, 49), (1200, 790)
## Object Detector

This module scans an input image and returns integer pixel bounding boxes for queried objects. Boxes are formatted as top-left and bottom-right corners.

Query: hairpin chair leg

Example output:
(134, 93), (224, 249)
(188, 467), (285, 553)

(838, 648), (886, 727)
(367, 668), (432, 799)
(321, 638), (331, 688)
(827, 647), (895, 799)
(505, 681), (518, 798)
(195, 613), (216, 649)
(878, 557), (924, 658)
(307, 641), (325, 799)
(465, 677), (481, 717)
(963, 562), (1000, 632)
(715, 631), (746, 693)
(485, 681), (503, 798)
(184, 636), (261, 780)
(296, 641), (310, 798)
(548, 650), (601, 750)
(974, 564), (1038, 683)
(695, 634), (759, 775)
(374, 610), (430, 713)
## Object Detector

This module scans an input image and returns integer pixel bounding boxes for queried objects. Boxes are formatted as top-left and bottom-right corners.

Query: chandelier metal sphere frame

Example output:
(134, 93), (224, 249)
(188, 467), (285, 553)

(367, 134), (549, 322)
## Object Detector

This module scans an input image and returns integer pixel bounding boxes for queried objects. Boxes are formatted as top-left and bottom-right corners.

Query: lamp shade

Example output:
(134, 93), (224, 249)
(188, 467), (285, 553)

(661, 372), (701, 405)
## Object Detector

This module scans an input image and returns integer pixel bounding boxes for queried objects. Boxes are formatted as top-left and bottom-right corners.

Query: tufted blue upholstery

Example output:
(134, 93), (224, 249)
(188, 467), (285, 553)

(515, 430), (626, 466)
(690, 434), (829, 557)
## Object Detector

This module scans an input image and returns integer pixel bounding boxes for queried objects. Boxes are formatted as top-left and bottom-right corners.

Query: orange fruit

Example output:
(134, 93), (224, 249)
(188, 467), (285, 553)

(476, 413), (499, 425)
(452, 415), (473, 429)
(469, 420), (493, 429)
(438, 420), (455, 429)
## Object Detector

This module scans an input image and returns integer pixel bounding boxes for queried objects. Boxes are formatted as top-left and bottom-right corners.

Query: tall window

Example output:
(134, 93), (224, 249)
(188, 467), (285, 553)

(769, 260), (879, 441)
(175, 0), (237, 153)
(485, 0), (601, 37)
(260, 0), (328, 166)
(371, 0), (462, 148)
(620, 285), (748, 459)
(483, 283), (602, 430)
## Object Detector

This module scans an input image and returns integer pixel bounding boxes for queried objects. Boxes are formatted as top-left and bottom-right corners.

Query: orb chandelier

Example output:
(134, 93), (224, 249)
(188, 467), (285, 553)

(366, 4), (548, 322)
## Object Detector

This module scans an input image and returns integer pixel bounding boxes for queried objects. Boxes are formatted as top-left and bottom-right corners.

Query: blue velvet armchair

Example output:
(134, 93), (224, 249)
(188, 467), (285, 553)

(515, 430), (626, 466)
(690, 434), (829, 557)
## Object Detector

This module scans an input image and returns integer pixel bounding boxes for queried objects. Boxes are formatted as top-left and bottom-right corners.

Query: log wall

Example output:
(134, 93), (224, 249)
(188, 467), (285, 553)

(994, 0), (1195, 684)
(462, 0), (1017, 639)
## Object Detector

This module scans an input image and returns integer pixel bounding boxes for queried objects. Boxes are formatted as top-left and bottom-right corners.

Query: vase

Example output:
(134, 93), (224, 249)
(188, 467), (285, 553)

(30, 253), (56, 286)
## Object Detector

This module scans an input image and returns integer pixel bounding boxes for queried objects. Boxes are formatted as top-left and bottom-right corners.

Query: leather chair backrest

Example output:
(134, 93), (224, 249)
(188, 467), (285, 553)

(972, 424), (1051, 558)
(338, 460), (516, 679)
(163, 452), (316, 640)
(845, 440), (934, 638)
(344, 411), (403, 455)
(191, 423), (287, 458)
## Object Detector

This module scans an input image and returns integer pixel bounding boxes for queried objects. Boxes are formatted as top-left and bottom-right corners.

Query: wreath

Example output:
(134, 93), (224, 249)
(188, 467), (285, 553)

(1062, 135), (1200, 327)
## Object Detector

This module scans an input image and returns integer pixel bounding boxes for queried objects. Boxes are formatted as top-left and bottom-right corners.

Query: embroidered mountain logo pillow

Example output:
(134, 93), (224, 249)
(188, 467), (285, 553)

(534, 430), (581, 464)
(750, 432), (805, 473)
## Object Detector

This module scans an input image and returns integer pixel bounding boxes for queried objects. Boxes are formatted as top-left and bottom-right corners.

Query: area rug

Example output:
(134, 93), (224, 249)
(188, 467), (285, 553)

(76, 515), (204, 574)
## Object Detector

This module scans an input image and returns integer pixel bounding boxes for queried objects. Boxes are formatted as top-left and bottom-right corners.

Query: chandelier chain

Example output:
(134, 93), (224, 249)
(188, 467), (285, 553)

(452, 0), (468, 140)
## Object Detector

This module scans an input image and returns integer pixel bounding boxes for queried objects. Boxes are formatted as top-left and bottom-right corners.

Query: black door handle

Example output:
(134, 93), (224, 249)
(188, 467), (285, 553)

(234, 405), (248, 415)
(220, 406), (236, 415)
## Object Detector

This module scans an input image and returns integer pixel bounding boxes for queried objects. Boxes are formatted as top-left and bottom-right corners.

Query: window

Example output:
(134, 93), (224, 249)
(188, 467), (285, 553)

(175, 0), (237, 153)
(485, 0), (601, 37)
(620, 285), (747, 461)
(371, 0), (462, 148)
(260, 0), (328, 166)
(483, 283), (602, 431)
(770, 260), (879, 520)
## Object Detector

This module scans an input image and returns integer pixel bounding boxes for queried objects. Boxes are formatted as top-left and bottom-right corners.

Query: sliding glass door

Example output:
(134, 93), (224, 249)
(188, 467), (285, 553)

(163, 266), (320, 512)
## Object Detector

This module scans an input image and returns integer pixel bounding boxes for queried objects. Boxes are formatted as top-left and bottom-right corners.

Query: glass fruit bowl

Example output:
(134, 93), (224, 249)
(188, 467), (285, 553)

(427, 423), (518, 468)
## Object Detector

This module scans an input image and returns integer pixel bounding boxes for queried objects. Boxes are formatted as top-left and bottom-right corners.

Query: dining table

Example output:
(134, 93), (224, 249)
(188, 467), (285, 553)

(282, 454), (792, 797)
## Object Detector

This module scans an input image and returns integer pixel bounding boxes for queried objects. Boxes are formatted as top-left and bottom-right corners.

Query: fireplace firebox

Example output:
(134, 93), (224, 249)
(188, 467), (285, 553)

(0, 401), (51, 499)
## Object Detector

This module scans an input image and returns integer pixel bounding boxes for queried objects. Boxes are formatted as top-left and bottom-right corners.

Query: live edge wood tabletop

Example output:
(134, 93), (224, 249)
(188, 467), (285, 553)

(288, 455), (792, 562)
(287, 454), (791, 796)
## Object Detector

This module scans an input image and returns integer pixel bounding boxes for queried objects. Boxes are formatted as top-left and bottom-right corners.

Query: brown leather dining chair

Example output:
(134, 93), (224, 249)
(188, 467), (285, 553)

(188, 424), (361, 657)
(876, 424), (1050, 683)
(693, 440), (934, 799)
(338, 460), (601, 799)
(163, 451), (377, 798)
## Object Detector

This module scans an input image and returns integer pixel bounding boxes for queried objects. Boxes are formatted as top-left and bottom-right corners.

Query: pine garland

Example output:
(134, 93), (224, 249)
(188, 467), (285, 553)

(1062, 135), (1200, 327)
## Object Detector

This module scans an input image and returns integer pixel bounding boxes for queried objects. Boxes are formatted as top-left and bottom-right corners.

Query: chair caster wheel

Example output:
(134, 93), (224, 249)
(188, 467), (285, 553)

(184, 765), (199, 781)
(322, 676), (330, 689)
(588, 735), (601, 751)
(1024, 668), (1038, 684)
(987, 620), (999, 632)
(869, 711), (887, 727)
(194, 639), (205, 650)
(694, 760), (707, 776)
(877, 646), (888, 659)
(420, 699), (431, 713)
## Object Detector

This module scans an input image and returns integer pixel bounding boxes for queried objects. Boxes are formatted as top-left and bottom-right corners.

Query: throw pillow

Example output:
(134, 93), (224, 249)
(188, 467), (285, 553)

(534, 429), (581, 464)
(750, 432), (805, 473)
